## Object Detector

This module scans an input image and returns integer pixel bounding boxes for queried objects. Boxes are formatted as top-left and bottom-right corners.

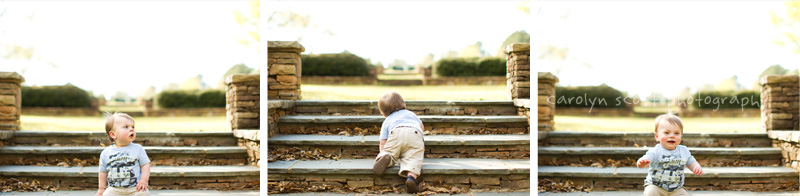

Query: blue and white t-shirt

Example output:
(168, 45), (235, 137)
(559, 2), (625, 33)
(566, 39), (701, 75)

(99, 143), (150, 188)
(380, 109), (423, 140)
(642, 144), (696, 192)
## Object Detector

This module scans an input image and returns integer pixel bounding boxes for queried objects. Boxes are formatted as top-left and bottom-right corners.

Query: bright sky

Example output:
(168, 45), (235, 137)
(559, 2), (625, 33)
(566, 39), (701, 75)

(534, 1), (799, 98)
(0, 1), (259, 98)
(266, 1), (529, 66)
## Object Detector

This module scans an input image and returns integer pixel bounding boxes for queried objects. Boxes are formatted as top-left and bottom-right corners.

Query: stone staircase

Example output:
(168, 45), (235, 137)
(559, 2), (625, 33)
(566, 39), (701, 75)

(267, 100), (531, 193)
(538, 131), (799, 192)
(0, 131), (259, 190)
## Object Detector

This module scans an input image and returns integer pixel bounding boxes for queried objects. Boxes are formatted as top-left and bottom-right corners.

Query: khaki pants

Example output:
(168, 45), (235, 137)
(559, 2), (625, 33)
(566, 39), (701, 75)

(103, 187), (151, 196)
(643, 184), (688, 196)
(376, 126), (425, 177)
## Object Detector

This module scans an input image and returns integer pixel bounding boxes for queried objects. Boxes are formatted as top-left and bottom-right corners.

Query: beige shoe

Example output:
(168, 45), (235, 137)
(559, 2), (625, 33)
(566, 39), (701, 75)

(373, 154), (391, 175)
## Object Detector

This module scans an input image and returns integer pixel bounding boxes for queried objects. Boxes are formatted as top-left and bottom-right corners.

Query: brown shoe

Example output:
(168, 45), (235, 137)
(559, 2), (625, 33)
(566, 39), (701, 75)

(373, 154), (391, 175)
(405, 176), (419, 193)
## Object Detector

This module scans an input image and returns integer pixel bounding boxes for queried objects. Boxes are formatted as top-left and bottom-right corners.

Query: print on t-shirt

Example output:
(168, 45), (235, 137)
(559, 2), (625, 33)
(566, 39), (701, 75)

(106, 152), (138, 187)
(649, 154), (686, 192)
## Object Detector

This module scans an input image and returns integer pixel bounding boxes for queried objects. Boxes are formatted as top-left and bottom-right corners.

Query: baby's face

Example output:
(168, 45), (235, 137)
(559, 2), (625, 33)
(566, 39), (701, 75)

(655, 120), (682, 150)
(110, 117), (136, 146)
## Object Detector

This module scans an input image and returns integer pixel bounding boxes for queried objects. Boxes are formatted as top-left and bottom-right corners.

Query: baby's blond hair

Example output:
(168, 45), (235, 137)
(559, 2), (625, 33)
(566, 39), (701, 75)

(654, 113), (683, 133)
(378, 92), (406, 117)
(103, 112), (135, 142)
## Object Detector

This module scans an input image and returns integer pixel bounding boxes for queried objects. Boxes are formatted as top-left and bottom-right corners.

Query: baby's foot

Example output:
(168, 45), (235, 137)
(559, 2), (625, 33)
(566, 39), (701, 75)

(405, 176), (419, 193)
(373, 154), (391, 175)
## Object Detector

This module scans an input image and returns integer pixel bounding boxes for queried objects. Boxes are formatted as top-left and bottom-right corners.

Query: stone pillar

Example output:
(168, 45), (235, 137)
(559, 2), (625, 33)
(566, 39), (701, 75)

(761, 75), (800, 171)
(268, 41), (304, 100)
(505, 43), (530, 100)
(226, 74), (260, 130)
(760, 75), (799, 131)
(0, 72), (23, 131)
(538, 72), (558, 131)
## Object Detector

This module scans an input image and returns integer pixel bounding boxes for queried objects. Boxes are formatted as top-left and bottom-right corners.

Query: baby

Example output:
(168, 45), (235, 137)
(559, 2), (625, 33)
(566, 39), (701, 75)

(636, 114), (702, 196)
(372, 92), (425, 193)
(97, 112), (151, 196)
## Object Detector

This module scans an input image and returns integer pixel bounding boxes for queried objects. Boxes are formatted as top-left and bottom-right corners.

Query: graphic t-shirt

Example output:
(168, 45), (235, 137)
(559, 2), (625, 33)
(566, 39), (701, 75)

(98, 143), (150, 188)
(380, 109), (423, 140)
(641, 144), (696, 192)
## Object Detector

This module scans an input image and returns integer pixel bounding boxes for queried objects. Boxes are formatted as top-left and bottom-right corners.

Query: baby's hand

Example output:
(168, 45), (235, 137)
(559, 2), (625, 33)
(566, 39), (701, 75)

(692, 167), (703, 175)
(136, 180), (148, 192)
(96, 189), (104, 196)
(636, 158), (650, 168)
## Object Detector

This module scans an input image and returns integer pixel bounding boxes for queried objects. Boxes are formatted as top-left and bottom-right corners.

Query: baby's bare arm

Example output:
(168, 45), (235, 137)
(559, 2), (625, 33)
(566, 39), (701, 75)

(137, 163), (151, 192)
(687, 161), (703, 175)
(97, 171), (107, 196)
(379, 139), (387, 151)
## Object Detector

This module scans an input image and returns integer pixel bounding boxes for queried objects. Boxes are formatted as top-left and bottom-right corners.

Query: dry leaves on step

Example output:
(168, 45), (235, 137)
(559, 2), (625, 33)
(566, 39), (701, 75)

(538, 178), (591, 193)
(0, 178), (58, 192)
(267, 147), (340, 162)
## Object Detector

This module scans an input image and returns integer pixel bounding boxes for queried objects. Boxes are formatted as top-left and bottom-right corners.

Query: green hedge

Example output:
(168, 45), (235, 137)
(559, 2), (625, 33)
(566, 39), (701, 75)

(301, 52), (370, 76)
(157, 90), (225, 108)
(21, 84), (93, 108)
(435, 57), (506, 77)
(691, 90), (760, 109)
(554, 84), (626, 108)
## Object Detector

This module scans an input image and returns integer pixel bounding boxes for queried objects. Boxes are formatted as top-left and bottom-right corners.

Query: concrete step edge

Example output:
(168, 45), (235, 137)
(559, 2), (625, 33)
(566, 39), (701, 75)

(293, 100), (515, 106)
(269, 134), (530, 146)
(0, 165), (260, 177)
(0, 146), (248, 154)
(538, 147), (781, 155)
(268, 158), (530, 175)
(279, 115), (528, 123)
(13, 131), (234, 137)
(538, 166), (798, 178)
(541, 131), (767, 138)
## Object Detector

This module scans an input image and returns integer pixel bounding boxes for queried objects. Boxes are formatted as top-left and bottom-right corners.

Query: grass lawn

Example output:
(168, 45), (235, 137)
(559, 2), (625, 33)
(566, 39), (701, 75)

(301, 84), (508, 101)
(21, 115), (227, 131)
(554, 115), (761, 133)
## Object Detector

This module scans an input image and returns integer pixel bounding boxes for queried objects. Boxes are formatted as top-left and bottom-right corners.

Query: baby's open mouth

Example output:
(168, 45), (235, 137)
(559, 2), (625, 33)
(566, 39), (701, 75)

(129, 133), (135, 138)
(667, 141), (676, 144)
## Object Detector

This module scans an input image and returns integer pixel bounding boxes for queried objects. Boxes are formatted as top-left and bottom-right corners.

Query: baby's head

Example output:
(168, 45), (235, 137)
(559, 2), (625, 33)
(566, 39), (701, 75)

(654, 113), (684, 150)
(378, 92), (406, 117)
(104, 112), (136, 146)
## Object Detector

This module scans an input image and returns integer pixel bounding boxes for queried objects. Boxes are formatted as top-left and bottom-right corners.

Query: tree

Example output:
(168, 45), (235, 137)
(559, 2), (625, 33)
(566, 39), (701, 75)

(769, 0), (800, 54)
(0, 2), (57, 75)
(715, 76), (743, 92)
(180, 75), (208, 90)
(234, 0), (259, 51)
(217, 64), (255, 89)
(266, 7), (333, 43)
(752, 64), (799, 89)
(459, 42), (485, 58)
(498, 31), (530, 57)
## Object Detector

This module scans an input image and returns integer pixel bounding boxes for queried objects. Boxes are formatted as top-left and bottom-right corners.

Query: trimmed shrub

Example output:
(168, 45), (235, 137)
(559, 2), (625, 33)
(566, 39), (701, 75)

(157, 90), (225, 108)
(198, 90), (226, 107)
(554, 84), (626, 108)
(301, 52), (370, 76)
(22, 84), (93, 108)
(435, 57), (506, 76)
(691, 90), (761, 109)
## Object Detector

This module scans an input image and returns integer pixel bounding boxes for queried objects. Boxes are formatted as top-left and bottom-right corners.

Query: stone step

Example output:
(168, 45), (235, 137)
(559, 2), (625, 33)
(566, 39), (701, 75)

(267, 158), (530, 191)
(538, 166), (798, 191)
(278, 115), (529, 135)
(539, 131), (772, 147)
(538, 147), (782, 167)
(291, 100), (520, 116)
(10, 131), (238, 146)
(0, 165), (259, 190)
(268, 135), (529, 159)
(1, 146), (249, 166)
(538, 191), (800, 196)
